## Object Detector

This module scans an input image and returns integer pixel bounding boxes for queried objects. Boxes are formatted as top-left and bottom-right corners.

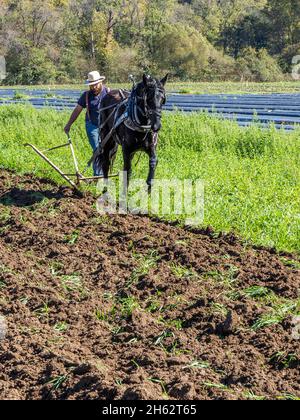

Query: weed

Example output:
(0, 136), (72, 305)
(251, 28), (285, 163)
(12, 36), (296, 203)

(226, 290), (241, 301)
(243, 286), (272, 299)
(146, 298), (163, 313)
(0, 208), (11, 224)
(204, 265), (238, 289)
(158, 317), (183, 330)
(203, 382), (229, 391)
(64, 230), (80, 245)
(269, 352), (299, 369)
(115, 379), (123, 386)
(61, 274), (85, 294)
(252, 300), (300, 330)
(118, 297), (139, 319)
(280, 257), (300, 270)
(244, 391), (266, 400)
(126, 251), (159, 288)
(34, 302), (50, 319)
(92, 215), (112, 226)
(0, 264), (12, 275)
(148, 378), (168, 397)
(54, 322), (68, 333)
(95, 307), (115, 322)
(184, 360), (211, 369)
(96, 296), (139, 323)
(170, 263), (197, 279)
(19, 296), (29, 305)
(47, 373), (70, 391)
(175, 240), (188, 246)
(276, 394), (300, 401)
(131, 359), (140, 369)
(209, 302), (228, 317)
(50, 261), (64, 276)
(154, 330), (175, 346)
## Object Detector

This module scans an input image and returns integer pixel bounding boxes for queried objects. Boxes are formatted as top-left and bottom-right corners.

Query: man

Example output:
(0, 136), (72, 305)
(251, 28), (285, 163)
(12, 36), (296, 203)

(64, 71), (109, 176)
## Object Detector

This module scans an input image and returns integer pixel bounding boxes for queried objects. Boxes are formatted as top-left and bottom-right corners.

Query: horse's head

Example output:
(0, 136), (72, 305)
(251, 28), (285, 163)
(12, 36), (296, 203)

(141, 73), (168, 132)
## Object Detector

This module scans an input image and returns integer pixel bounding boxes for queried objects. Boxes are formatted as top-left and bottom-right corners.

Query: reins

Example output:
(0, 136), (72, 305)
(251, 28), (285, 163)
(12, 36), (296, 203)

(93, 83), (165, 165)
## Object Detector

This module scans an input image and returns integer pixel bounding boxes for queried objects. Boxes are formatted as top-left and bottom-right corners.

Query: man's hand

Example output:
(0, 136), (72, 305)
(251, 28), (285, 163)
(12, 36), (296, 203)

(64, 105), (83, 136)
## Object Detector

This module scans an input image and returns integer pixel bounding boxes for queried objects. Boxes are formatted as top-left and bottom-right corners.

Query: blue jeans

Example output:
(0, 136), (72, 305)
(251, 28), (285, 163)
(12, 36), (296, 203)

(86, 121), (102, 176)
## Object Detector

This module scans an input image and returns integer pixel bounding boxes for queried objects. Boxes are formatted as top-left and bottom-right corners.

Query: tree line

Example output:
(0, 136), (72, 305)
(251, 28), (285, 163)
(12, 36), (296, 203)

(0, 0), (299, 85)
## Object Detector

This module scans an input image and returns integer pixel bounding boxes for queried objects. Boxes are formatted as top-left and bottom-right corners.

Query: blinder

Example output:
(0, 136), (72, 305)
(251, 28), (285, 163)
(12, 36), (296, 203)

(126, 78), (166, 131)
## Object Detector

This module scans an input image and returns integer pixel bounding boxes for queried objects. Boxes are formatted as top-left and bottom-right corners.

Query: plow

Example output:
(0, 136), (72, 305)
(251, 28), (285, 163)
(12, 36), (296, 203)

(24, 88), (132, 193)
(24, 136), (119, 193)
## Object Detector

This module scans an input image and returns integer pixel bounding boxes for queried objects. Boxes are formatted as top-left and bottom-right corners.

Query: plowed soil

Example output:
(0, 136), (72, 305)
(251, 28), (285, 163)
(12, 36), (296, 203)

(0, 170), (299, 400)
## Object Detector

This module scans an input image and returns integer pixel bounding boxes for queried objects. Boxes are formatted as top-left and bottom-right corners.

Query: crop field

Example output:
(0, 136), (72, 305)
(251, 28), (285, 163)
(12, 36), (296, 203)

(0, 104), (300, 400)
(2, 90), (300, 130)
(1, 80), (300, 94)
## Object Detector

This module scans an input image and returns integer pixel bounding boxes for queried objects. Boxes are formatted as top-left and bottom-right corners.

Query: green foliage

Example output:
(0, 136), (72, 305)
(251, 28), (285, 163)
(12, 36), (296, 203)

(5, 46), (57, 85)
(235, 129), (274, 159)
(236, 48), (285, 82)
(1, 0), (299, 83)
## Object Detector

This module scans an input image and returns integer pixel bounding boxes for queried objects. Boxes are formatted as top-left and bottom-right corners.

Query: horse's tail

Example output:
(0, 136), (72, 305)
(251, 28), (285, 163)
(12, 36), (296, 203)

(94, 148), (104, 175)
(93, 140), (119, 177)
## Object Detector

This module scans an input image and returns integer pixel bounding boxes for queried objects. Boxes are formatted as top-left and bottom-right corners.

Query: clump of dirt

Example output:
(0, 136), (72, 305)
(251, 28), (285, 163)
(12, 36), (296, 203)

(0, 170), (299, 400)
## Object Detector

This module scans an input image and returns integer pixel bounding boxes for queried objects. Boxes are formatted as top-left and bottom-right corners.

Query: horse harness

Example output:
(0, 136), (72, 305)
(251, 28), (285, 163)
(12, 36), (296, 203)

(100, 85), (165, 147)
(87, 85), (165, 169)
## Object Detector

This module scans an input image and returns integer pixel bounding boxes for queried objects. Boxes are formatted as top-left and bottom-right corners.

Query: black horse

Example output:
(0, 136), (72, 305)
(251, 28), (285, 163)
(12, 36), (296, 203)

(95, 73), (168, 192)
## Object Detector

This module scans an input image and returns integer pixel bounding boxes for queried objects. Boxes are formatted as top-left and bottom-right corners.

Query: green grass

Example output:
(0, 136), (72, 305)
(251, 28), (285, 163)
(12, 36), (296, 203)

(126, 251), (159, 288)
(280, 257), (300, 270)
(60, 275), (84, 294)
(34, 302), (51, 320)
(54, 322), (68, 333)
(170, 263), (197, 279)
(252, 300), (300, 331)
(203, 382), (230, 391)
(184, 360), (211, 369)
(0, 104), (300, 253)
(47, 373), (70, 391)
(243, 286), (272, 299)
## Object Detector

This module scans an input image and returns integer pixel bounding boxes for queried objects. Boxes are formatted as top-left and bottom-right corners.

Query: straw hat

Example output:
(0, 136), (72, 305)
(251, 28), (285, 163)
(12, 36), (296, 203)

(86, 71), (106, 86)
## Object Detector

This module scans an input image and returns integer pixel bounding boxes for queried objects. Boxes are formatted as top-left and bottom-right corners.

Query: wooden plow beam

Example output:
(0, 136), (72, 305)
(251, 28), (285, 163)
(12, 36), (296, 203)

(24, 137), (119, 193)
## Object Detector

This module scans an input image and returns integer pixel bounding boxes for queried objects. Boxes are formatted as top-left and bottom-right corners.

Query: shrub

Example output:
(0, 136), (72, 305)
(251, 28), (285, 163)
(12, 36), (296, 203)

(4, 44), (57, 85)
(236, 47), (285, 82)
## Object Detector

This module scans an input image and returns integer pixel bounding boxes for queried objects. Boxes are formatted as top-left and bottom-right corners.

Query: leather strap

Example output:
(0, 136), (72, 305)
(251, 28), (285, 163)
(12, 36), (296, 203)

(86, 91), (91, 121)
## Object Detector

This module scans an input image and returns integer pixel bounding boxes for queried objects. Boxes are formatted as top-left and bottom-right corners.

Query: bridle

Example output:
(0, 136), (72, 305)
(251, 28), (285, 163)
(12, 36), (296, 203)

(127, 81), (166, 132)
(141, 85), (166, 120)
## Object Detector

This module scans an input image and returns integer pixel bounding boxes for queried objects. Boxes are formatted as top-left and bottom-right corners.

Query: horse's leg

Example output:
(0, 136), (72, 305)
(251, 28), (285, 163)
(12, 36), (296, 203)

(102, 151), (110, 179)
(123, 147), (134, 185)
(97, 157), (108, 196)
(146, 143), (158, 193)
